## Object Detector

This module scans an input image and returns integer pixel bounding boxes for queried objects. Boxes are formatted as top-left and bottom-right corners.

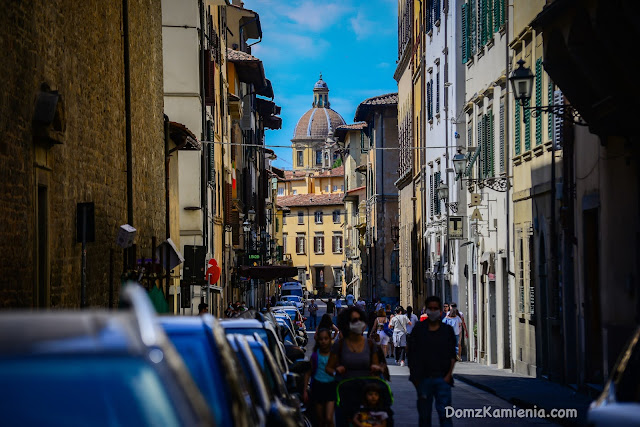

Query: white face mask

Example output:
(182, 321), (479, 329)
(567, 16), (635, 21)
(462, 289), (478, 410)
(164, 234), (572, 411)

(427, 309), (441, 321)
(349, 320), (366, 334)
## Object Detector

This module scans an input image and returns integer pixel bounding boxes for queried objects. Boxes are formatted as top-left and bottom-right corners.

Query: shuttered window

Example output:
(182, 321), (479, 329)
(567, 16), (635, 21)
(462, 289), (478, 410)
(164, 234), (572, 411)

(332, 235), (343, 253)
(429, 173), (434, 216)
(553, 89), (564, 149)
(524, 98), (531, 151)
(489, 110), (495, 177)
(470, 0), (477, 55)
(462, 3), (469, 63)
(207, 120), (215, 184)
(434, 0), (441, 23)
(477, 114), (483, 177)
(296, 235), (306, 255)
(436, 72), (440, 114)
(499, 99), (505, 173)
(548, 81), (554, 140)
(314, 235), (324, 254)
(535, 58), (543, 146)
(515, 100), (521, 155)
(487, 0), (493, 39)
(434, 171), (441, 215)
(479, 0), (486, 47)
(493, 0), (500, 32)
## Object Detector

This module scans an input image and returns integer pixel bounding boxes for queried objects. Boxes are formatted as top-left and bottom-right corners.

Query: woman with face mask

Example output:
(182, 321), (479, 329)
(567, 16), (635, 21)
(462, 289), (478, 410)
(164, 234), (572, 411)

(325, 306), (385, 426)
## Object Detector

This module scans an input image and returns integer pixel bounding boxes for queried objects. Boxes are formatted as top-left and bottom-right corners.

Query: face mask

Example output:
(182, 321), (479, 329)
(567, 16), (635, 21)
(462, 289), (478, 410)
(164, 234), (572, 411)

(427, 310), (441, 321)
(349, 320), (366, 334)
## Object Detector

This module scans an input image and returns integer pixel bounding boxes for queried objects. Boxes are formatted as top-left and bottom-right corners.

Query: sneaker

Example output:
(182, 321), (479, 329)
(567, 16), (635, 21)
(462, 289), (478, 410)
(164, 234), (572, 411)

(456, 355), (462, 362)
(400, 361), (405, 367)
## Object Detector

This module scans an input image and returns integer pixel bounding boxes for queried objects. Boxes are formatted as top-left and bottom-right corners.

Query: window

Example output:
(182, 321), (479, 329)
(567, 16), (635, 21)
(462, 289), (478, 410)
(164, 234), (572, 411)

(292, 189), (297, 195)
(314, 211), (323, 224)
(436, 70), (440, 114)
(314, 234), (324, 254)
(515, 99), (521, 155)
(333, 267), (343, 286)
(535, 57), (543, 146)
(316, 150), (322, 165)
(282, 234), (287, 254)
(499, 97), (505, 173)
(333, 210), (341, 223)
(332, 234), (343, 253)
(433, 171), (441, 215)
(298, 211), (304, 224)
(340, 185), (344, 192)
(296, 234), (306, 254)
(332, 185), (338, 192)
(275, 218), (279, 233)
(283, 212), (288, 224)
(325, 185), (329, 193)
(296, 150), (303, 167)
(277, 187), (284, 196)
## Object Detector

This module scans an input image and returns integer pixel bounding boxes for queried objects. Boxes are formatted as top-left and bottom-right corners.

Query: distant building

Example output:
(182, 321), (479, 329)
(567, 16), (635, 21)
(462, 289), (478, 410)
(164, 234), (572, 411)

(278, 76), (346, 294)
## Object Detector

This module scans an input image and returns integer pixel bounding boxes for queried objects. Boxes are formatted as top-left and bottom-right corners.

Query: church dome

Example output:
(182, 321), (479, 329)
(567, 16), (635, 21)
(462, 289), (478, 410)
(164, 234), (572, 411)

(293, 74), (345, 141)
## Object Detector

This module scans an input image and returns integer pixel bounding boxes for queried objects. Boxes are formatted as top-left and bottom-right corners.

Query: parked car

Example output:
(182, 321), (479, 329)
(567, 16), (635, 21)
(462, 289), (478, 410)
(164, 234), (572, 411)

(280, 282), (304, 300)
(273, 306), (308, 347)
(243, 335), (308, 426)
(588, 326), (640, 426)
(221, 317), (289, 373)
(159, 315), (261, 427)
(0, 283), (214, 427)
(279, 295), (305, 314)
(274, 312), (306, 348)
(226, 334), (301, 427)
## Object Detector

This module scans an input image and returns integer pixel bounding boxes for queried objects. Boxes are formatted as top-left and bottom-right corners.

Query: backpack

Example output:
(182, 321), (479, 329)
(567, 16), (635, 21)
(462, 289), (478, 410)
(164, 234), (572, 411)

(336, 338), (390, 381)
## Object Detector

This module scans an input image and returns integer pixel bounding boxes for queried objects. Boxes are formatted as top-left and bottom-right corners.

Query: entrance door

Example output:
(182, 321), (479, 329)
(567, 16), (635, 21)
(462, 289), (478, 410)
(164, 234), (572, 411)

(489, 279), (497, 364)
(583, 208), (602, 383)
(502, 258), (511, 368)
(316, 267), (325, 292)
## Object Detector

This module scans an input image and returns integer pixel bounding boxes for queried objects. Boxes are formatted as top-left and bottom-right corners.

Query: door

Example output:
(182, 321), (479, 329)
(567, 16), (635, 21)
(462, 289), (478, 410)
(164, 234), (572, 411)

(316, 267), (325, 291)
(583, 208), (602, 383)
(502, 258), (511, 368)
(489, 279), (497, 364)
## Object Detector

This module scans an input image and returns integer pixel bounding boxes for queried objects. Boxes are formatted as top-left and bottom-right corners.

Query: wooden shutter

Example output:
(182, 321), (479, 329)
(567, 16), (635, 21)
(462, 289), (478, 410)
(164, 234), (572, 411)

(535, 58), (543, 146)
(500, 0), (505, 26)
(429, 173), (434, 216)
(436, 72), (440, 113)
(524, 98), (531, 151)
(477, 115), (483, 177)
(462, 4), (469, 63)
(499, 100), (505, 173)
(515, 100), (521, 155)
(548, 81), (554, 140)
(204, 50), (215, 106)
(480, 0), (486, 47)
(493, 0), (500, 32)
(553, 89), (564, 149)
(470, 0), (476, 55)
(435, 0), (441, 23)
(489, 111), (495, 177)
(434, 171), (441, 214)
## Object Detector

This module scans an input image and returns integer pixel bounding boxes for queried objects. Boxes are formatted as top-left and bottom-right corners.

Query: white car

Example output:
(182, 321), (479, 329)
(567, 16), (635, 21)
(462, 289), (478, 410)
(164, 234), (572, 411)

(588, 326), (640, 426)
(279, 295), (304, 314)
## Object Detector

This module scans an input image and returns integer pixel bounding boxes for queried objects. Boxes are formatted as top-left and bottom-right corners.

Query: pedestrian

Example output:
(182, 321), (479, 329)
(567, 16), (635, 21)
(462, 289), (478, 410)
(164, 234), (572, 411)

(325, 306), (385, 426)
(444, 308), (464, 361)
(335, 297), (343, 320)
(352, 382), (390, 427)
(374, 299), (384, 313)
(308, 299), (319, 329)
(270, 294), (276, 308)
(346, 293), (355, 307)
(440, 302), (450, 320)
(385, 305), (394, 357)
(198, 302), (208, 315)
(317, 313), (341, 340)
(406, 306), (418, 335)
(321, 297), (336, 317)
(389, 306), (410, 366)
(308, 328), (337, 427)
(372, 309), (391, 359)
(408, 296), (456, 427)
(450, 303), (469, 349)
(356, 297), (366, 311)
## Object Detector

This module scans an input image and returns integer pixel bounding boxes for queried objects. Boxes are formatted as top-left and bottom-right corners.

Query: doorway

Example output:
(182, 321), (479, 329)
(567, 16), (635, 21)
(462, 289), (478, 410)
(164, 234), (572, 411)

(583, 208), (602, 384)
(502, 257), (511, 368)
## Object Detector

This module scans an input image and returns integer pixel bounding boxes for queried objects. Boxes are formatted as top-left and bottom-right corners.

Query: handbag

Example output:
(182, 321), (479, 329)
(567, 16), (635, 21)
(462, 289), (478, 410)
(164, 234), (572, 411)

(383, 321), (393, 337)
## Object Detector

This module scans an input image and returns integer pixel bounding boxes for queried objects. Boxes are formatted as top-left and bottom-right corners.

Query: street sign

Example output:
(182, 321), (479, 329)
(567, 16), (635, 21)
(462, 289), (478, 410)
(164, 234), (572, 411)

(471, 208), (483, 221)
(448, 216), (464, 240)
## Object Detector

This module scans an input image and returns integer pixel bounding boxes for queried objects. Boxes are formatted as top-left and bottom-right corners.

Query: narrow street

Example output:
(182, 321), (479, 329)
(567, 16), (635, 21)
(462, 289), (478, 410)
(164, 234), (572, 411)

(304, 305), (551, 426)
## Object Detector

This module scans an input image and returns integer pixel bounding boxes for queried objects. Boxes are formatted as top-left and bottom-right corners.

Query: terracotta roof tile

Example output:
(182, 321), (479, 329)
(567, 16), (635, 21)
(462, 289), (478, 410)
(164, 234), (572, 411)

(277, 193), (344, 207)
(354, 93), (399, 122)
(226, 48), (260, 63)
(335, 122), (368, 131)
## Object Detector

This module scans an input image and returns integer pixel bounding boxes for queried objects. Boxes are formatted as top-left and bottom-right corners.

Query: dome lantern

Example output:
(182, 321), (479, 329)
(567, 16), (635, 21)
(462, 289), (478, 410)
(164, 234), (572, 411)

(313, 72), (330, 108)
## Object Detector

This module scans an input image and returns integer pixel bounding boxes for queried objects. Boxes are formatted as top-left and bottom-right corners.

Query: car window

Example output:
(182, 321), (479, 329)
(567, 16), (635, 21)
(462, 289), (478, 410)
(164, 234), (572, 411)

(249, 344), (288, 399)
(224, 327), (269, 344)
(0, 357), (182, 427)
(166, 333), (231, 427)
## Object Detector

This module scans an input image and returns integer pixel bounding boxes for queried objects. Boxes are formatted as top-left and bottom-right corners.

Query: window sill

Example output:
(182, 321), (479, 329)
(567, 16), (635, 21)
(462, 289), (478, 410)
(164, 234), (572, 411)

(499, 25), (506, 36)
(466, 58), (474, 68)
(435, 19), (441, 28)
(513, 154), (523, 166)
(523, 151), (533, 161)
(533, 145), (544, 157)
(435, 113), (441, 120)
(477, 47), (485, 60)
(428, 118), (434, 125)
(427, 29), (433, 38)
(544, 141), (555, 152)
(487, 38), (495, 50)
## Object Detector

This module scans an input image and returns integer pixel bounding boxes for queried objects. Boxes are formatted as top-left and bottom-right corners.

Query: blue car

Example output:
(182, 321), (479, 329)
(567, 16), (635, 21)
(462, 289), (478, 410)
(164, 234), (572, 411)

(0, 284), (214, 427)
(160, 315), (260, 427)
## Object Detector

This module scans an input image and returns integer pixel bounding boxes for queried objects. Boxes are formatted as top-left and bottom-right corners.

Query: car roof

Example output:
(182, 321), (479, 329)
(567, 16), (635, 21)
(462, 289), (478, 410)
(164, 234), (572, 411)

(220, 319), (265, 329)
(281, 282), (301, 287)
(0, 311), (145, 356)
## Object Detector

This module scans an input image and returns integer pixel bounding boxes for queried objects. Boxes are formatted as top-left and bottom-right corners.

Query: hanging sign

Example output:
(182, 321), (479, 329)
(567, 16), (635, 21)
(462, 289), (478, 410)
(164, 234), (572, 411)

(448, 216), (464, 240)
(471, 208), (483, 221)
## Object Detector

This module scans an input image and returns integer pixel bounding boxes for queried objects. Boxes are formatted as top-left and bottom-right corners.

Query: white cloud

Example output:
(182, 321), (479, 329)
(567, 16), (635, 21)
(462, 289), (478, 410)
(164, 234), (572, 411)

(282, 1), (352, 32)
(376, 62), (391, 68)
(253, 33), (330, 64)
(350, 10), (374, 40)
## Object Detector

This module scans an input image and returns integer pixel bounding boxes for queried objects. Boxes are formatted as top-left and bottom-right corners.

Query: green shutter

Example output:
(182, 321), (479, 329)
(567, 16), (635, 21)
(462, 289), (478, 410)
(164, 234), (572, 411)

(499, 101), (505, 173)
(493, 0), (500, 32)
(479, 0), (485, 47)
(548, 80), (554, 140)
(489, 111), (495, 177)
(535, 58), (543, 146)
(500, 0), (505, 26)
(462, 4), (468, 63)
(429, 173), (434, 216)
(515, 100), (521, 155)
(477, 116), (482, 177)
(483, 115), (489, 178)
(524, 98), (531, 151)
(470, 0), (477, 55)
(487, 0), (493, 39)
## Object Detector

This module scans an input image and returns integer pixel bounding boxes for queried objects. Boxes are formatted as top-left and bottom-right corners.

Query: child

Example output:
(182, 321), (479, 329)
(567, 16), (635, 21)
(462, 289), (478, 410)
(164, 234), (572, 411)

(352, 383), (389, 427)
(309, 328), (337, 427)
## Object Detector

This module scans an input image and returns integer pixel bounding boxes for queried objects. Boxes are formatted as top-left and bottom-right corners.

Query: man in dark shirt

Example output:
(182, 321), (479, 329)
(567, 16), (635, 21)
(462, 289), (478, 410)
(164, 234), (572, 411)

(407, 296), (456, 427)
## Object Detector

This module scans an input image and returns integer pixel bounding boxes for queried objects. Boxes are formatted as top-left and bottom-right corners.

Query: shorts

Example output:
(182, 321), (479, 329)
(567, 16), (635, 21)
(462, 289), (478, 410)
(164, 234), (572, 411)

(377, 330), (390, 346)
(311, 380), (337, 403)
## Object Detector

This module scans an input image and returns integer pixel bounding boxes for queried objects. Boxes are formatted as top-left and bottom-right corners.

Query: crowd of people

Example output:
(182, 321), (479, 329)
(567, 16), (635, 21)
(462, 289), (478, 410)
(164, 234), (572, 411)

(294, 293), (466, 427)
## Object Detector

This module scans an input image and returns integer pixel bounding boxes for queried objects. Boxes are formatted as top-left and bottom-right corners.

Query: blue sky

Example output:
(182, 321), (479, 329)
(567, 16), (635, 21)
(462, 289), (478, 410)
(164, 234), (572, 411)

(243, 0), (398, 169)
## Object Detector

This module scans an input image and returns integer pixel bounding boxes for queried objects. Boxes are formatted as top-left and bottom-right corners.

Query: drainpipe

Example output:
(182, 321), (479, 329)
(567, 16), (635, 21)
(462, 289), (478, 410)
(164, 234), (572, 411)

(123, 0), (133, 269)
(199, 1), (209, 298)
(164, 115), (171, 303)
(504, 0), (514, 371)
(444, 0), (450, 304)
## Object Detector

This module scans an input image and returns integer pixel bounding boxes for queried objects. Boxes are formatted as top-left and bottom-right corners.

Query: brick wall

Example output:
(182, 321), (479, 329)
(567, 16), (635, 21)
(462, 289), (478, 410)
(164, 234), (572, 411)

(0, 0), (166, 308)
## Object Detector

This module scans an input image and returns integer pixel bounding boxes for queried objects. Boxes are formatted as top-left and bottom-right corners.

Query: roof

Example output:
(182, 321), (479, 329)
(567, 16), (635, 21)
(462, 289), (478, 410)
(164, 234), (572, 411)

(354, 93), (399, 122)
(316, 165), (344, 177)
(227, 48), (265, 87)
(333, 122), (367, 141)
(277, 193), (345, 207)
(293, 107), (346, 140)
(283, 170), (307, 181)
(346, 185), (365, 193)
(169, 121), (201, 150)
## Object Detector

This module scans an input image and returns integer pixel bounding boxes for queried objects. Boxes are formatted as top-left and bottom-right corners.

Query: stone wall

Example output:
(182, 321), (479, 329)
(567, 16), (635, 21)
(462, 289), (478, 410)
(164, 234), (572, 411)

(0, 0), (166, 308)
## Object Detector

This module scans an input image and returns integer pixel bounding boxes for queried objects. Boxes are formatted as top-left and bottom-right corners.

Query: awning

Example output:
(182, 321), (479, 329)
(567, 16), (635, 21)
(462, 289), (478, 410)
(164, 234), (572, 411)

(238, 265), (298, 281)
(169, 121), (201, 150)
(227, 48), (265, 87)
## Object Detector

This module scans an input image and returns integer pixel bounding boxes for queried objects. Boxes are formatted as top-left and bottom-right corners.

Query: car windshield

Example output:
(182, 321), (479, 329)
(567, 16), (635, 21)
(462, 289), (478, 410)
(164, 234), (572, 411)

(282, 296), (301, 302)
(281, 289), (303, 298)
(166, 332), (232, 427)
(0, 357), (182, 427)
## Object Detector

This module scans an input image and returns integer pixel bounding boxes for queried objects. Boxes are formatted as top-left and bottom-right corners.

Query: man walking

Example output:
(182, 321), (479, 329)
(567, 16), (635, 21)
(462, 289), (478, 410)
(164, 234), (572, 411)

(308, 299), (319, 329)
(408, 296), (456, 427)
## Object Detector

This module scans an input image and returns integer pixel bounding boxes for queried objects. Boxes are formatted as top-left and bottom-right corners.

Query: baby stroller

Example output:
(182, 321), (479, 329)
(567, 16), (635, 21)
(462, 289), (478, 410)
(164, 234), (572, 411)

(336, 376), (394, 426)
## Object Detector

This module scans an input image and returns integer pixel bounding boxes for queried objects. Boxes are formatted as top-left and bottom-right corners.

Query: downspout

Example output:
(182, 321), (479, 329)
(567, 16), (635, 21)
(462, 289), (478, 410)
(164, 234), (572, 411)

(380, 110), (384, 299)
(504, 0), (514, 371)
(199, 0), (209, 275)
(164, 115), (171, 304)
(123, 0), (133, 261)
(444, 0), (450, 305)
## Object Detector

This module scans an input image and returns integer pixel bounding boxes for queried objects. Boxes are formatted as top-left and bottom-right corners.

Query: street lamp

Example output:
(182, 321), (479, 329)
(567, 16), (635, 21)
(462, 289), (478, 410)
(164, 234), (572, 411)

(248, 209), (256, 223)
(509, 59), (534, 103)
(437, 182), (449, 202)
(452, 149), (467, 178)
